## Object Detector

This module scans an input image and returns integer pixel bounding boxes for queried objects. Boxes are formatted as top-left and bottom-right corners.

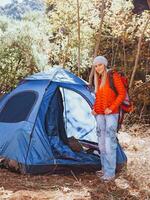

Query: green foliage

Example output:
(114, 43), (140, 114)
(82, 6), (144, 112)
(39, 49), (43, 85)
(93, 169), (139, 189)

(0, 13), (51, 93)
(0, 0), (150, 92)
(46, 0), (99, 73)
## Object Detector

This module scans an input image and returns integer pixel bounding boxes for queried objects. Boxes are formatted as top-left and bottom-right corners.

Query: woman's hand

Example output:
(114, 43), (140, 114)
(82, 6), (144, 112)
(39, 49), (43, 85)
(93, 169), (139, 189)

(104, 108), (112, 114)
(91, 109), (97, 116)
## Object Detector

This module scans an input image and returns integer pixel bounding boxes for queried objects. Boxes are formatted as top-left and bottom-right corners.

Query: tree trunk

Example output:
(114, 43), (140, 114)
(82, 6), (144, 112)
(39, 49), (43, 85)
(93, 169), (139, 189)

(113, 38), (119, 67)
(123, 33), (127, 74)
(129, 15), (150, 89)
(62, 35), (70, 68)
(147, 0), (150, 9)
(77, 0), (81, 77)
(88, 0), (106, 86)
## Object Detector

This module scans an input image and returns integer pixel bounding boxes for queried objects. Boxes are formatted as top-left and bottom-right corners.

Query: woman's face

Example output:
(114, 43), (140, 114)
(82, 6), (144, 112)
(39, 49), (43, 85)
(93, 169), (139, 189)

(95, 64), (105, 75)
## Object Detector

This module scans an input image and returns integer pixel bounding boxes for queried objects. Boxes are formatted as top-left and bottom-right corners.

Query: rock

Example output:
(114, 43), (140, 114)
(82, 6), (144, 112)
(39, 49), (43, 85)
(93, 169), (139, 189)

(115, 177), (130, 189)
(118, 131), (132, 147)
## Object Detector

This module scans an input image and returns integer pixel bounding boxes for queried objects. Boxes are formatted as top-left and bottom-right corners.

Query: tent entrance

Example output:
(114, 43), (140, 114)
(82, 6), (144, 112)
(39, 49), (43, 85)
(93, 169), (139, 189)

(45, 87), (97, 143)
(45, 87), (99, 158)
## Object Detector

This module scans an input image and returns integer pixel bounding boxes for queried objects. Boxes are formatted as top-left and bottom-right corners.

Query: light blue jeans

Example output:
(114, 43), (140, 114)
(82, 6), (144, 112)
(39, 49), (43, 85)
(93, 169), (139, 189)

(96, 114), (119, 177)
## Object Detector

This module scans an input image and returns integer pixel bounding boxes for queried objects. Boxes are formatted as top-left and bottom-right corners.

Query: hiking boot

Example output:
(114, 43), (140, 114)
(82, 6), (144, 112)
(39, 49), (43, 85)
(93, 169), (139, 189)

(100, 175), (115, 182)
(96, 170), (104, 177)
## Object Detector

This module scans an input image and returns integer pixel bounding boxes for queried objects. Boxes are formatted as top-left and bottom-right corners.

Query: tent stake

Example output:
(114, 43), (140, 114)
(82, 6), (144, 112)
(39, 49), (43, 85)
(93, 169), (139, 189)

(70, 170), (79, 182)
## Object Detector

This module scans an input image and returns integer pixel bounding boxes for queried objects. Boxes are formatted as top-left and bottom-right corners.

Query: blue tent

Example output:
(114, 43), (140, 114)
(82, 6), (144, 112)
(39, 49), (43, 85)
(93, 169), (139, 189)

(0, 67), (127, 174)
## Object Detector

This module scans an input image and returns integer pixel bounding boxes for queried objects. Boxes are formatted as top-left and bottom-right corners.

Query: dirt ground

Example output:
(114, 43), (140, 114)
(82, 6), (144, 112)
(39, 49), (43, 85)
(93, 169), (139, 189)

(0, 125), (150, 200)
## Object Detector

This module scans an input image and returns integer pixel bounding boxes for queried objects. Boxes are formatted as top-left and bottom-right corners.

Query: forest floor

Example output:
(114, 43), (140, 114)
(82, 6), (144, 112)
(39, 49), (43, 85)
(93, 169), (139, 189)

(0, 124), (150, 200)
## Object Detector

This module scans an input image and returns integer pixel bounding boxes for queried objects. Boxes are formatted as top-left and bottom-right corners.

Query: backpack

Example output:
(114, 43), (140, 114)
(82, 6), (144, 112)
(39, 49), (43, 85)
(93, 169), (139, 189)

(108, 69), (133, 130)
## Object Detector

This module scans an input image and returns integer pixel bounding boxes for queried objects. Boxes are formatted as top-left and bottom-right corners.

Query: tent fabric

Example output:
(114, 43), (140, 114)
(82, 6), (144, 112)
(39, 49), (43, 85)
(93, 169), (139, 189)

(0, 121), (32, 163)
(25, 66), (87, 85)
(0, 66), (127, 174)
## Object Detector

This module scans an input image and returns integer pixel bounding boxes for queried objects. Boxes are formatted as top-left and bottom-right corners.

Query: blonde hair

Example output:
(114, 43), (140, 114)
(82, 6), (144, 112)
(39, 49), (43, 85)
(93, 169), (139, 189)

(94, 67), (107, 93)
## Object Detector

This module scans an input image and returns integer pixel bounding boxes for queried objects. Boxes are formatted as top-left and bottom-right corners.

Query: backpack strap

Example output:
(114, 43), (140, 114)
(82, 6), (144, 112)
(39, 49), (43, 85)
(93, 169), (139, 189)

(108, 70), (118, 95)
(108, 70), (122, 132)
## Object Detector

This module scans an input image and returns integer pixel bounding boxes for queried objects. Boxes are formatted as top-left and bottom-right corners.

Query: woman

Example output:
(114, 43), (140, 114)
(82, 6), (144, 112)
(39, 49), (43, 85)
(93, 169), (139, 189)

(92, 56), (126, 181)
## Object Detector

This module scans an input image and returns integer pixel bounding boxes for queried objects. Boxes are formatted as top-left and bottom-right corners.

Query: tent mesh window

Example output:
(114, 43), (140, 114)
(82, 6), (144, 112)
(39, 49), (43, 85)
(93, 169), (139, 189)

(0, 91), (38, 123)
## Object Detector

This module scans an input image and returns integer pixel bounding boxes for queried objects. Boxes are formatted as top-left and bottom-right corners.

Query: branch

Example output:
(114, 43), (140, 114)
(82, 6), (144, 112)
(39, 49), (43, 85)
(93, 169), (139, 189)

(129, 15), (150, 89)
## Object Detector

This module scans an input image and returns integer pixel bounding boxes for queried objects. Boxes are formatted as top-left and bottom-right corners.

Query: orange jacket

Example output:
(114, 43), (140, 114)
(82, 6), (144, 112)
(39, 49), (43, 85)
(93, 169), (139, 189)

(93, 72), (126, 114)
